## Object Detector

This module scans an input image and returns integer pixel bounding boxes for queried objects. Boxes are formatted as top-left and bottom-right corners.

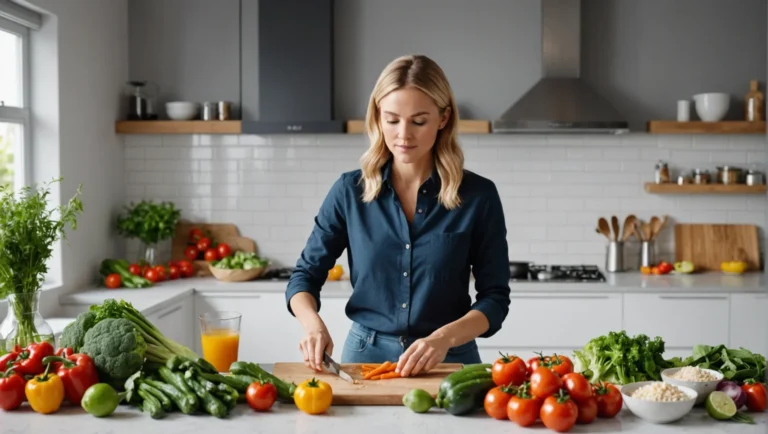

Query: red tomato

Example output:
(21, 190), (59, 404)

(216, 243), (232, 259)
(128, 263), (142, 276)
(546, 354), (574, 377)
(576, 396), (598, 424)
(168, 265), (180, 280)
(593, 382), (623, 418)
(168, 260), (178, 268)
(484, 385), (515, 420)
(197, 237), (212, 252)
(507, 392), (543, 427)
(184, 246), (199, 261)
(742, 380), (767, 412)
(657, 261), (673, 274)
(144, 268), (159, 283)
(562, 372), (592, 403)
(153, 265), (167, 281)
(105, 273), (121, 289)
(540, 391), (578, 433)
(189, 227), (204, 243)
(528, 353), (549, 374)
(492, 353), (529, 387)
(178, 260), (194, 278)
(204, 248), (219, 262)
(530, 366), (562, 398)
(246, 381), (277, 411)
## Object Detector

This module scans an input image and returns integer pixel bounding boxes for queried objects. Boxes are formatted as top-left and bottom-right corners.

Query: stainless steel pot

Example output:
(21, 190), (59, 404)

(716, 166), (743, 184)
(746, 170), (765, 186)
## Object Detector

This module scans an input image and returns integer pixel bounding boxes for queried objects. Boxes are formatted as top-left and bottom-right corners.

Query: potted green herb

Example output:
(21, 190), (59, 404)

(0, 178), (83, 350)
(116, 200), (181, 266)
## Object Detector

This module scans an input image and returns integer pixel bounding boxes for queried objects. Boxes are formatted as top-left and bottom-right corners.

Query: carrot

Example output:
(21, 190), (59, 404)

(377, 371), (402, 379)
(361, 365), (378, 370)
(369, 375), (382, 380)
(364, 361), (392, 379)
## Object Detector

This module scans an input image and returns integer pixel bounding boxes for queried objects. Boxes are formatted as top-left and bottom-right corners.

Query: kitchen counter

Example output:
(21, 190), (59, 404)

(2, 365), (766, 434)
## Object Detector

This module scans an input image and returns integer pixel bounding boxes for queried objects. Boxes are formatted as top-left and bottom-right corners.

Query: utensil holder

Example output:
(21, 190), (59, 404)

(640, 240), (655, 268)
(605, 241), (624, 273)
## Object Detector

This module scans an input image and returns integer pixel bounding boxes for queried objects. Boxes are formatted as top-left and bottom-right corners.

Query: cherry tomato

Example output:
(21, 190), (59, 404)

(216, 243), (232, 259)
(105, 273), (121, 289)
(527, 353), (549, 374)
(576, 396), (598, 424)
(246, 381), (277, 411)
(484, 385), (516, 420)
(492, 353), (528, 387)
(189, 227), (204, 243)
(530, 366), (562, 398)
(593, 382), (623, 418)
(204, 248), (219, 262)
(178, 260), (195, 278)
(742, 380), (767, 412)
(184, 246), (199, 261)
(540, 390), (578, 433)
(562, 372), (592, 403)
(507, 393), (542, 426)
(128, 263), (142, 276)
(168, 265), (181, 280)
(144, 268), (159, 283)
(153, 265), (167, 281)
(197, 237), (212, 252)
(546, 354), (574, 377)
(167, 260), (178, 268)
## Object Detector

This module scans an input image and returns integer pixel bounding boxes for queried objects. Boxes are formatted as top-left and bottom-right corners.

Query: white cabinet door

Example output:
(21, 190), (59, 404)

(478, 293), (623, 355)
(730, 294), (768, 357)
(194, 292), (304, 364)
(145, 296), (194, 352)
(623, 293), (730, 356)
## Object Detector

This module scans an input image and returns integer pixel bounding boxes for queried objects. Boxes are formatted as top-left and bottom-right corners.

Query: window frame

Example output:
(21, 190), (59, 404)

(0, 14), (31, 189)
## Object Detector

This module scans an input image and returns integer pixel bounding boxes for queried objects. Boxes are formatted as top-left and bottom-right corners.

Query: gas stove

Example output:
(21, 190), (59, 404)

(512, 265), (606, 283)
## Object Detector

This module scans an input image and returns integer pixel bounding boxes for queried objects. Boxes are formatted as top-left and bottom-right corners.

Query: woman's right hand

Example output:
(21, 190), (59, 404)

(299, 320), (334, 372)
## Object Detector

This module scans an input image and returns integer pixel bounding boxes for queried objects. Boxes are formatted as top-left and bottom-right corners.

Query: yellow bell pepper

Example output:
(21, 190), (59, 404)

(25, 366), (64, 414)
(721, 261), (748, 274)
(294, 377), (333, 415)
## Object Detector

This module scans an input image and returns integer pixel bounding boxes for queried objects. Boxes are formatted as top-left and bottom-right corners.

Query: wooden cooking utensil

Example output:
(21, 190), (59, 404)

(643, 221), (653, 241)
(649, 216), (660, 240)
(598, 218), (612, 240)
(622, 215), (637, 241)
(633, 221), (646, 241)
(611, 216), (620, 242)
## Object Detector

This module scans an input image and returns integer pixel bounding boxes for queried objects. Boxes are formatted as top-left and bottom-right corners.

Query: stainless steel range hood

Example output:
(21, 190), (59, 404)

(492, 0), (629, 134)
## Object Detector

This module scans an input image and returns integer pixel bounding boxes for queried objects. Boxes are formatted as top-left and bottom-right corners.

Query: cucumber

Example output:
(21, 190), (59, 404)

(437, 364), (491, 403)
(441, 377), (496, 416)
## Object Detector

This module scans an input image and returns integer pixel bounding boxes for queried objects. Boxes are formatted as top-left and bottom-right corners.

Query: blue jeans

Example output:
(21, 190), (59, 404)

(340, 322), (482, 364)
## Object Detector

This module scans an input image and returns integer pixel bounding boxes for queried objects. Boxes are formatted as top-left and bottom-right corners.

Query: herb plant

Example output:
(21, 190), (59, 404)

(116, 200), (181, 245)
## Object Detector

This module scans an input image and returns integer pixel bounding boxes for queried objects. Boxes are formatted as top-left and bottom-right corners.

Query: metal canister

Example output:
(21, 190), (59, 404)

(218, 101), (231, 120)
(202, 102), (217, 121)
(605, 241), (624, 273)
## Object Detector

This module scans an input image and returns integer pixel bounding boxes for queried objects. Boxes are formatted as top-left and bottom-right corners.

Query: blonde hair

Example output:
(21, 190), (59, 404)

(359, 54), (464, 209)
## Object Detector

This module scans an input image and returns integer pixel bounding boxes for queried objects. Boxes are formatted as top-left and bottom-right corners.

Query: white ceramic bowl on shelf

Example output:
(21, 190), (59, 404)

(693, 93), (729, 121)
(165, 101), (200, 120)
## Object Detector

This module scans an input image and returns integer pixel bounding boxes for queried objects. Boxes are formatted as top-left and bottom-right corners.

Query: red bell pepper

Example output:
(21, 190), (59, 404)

(55, 347), (74, 358)
(11, 341), (55, 376)
(0, 369), (26, 411)
(41, 354), (99, 405)
(0, 350), (20, 373)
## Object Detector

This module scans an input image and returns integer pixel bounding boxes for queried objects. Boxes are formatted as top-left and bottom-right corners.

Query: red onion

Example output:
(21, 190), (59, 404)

(716, 381), (746, 409)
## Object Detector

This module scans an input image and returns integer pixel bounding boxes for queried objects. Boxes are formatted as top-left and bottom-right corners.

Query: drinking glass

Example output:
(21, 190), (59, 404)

(199, 311), (241, 373)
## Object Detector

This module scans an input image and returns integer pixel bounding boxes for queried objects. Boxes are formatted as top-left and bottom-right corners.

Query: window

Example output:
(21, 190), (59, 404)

(0, 15), (30, 190)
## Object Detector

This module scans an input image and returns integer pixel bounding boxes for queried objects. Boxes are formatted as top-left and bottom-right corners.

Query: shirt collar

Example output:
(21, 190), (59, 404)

(381, 157), (441, 192)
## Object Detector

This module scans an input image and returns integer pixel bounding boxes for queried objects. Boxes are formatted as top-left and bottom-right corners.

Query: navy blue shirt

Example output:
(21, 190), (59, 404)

(285, 159), (511, 339)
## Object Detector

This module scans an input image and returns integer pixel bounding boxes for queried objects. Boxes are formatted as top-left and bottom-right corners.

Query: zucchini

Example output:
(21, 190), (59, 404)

(440, 377), (496, 416)
(437, 364), (491, 404)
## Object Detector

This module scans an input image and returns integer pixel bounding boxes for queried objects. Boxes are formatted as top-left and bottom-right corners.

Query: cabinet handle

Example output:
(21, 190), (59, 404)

(157, 305), (183, 320)
(658, 295), (728, 300)
(510, 295), (611, 300)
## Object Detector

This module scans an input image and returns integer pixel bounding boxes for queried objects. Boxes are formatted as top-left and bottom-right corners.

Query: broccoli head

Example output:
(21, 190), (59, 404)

(81, 318), (146, 384)
(59, 311), (98, 352)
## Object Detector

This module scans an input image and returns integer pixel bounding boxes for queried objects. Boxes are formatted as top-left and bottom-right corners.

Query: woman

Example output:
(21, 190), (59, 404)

(285, 54), (510, 377)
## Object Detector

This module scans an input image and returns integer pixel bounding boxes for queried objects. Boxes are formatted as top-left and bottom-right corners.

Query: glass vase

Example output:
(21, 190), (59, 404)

(140, 242), (159, 266)
(4, 292), (54, 351)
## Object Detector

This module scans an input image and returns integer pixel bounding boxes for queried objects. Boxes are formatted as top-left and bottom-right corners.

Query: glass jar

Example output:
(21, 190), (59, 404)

(4, 293), (54, 351)
(140, 242), (159, 266)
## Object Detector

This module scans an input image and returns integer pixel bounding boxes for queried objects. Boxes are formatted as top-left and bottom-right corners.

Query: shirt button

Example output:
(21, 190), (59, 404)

(422, 189), (427, 194)
(417, 208), (423, 214)
(405, 244), (410, 249)
(402, 303), (407, 309)
(403, 271), (408, 277)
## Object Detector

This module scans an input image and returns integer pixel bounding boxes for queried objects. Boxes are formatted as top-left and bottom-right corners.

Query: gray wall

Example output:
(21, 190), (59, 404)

(127, 0), (766, 128)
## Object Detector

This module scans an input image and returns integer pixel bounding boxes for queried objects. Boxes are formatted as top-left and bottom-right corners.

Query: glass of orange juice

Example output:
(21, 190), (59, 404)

(199, 311), (241, 373)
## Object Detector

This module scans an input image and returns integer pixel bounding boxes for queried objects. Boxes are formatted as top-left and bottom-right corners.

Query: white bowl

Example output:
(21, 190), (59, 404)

(693, 93), (729, 121)
(661, 367), (724, 405)
(620, 381), (697, 424)
(165, 101), (200, 120)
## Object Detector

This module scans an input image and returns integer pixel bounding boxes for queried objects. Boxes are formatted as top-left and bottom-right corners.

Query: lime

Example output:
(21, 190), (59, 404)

(706, 391), (737, 421)
(82, 383), (124, 417)
(674, 261), (695, 274)
(403, 388), (436, 413)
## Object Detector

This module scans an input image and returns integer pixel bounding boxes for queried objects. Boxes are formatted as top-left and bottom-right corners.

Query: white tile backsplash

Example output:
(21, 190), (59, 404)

(123, 133), (767, 269)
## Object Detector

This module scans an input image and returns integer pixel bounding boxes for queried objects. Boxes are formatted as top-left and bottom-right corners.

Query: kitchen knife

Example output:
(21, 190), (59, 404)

(322, 352), (356, 383)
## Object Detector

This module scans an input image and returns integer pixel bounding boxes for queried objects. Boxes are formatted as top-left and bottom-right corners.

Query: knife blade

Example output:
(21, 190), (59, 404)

(323, 352), (356, 383)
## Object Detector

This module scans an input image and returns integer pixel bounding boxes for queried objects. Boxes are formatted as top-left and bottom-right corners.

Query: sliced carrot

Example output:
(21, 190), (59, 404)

(364, 361), (392, 379)
(369, 375), (382, 380)
(361, 364), (378, 370)
(377, 371), (402, 379)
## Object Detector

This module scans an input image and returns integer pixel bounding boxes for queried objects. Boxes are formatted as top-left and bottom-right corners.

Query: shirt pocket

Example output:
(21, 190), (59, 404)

(428, 231), (471, 279)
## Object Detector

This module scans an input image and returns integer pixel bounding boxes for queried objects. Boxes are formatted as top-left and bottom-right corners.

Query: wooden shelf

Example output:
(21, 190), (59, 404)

(116, 121), (242, 134)
(647, 120), (766, 134)
(345, 119), (490, 134)
(645, 182), (767, 194)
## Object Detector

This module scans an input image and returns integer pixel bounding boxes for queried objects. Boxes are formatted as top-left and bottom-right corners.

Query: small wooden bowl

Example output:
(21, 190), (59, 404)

(208, 263), (267, 282)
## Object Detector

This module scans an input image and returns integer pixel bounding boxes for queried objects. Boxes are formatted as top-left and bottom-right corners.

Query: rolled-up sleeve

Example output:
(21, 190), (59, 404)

(285, 174), (349, 315)
(469, 182), (511, 338)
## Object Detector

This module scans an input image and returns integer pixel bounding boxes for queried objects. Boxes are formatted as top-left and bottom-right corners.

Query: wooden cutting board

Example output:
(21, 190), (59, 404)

(674, 224), (761, 271)
(272, 363), (463, 405)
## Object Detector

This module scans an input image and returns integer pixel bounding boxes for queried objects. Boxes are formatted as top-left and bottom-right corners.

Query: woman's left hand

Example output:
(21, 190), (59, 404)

(396, 334), (451, 377)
